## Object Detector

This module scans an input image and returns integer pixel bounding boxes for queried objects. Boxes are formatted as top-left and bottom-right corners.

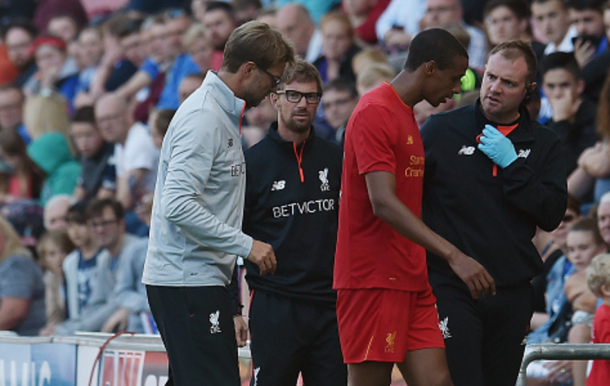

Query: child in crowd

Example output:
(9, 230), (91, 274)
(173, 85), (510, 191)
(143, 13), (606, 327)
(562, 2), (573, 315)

(148, 108), (175, 149)
(564, 218), (609, 386)
(37, 230), (74, 332)
(62, 201), (110, 321)
(70, 106), (116, 201)
(586, 253), (610, 386)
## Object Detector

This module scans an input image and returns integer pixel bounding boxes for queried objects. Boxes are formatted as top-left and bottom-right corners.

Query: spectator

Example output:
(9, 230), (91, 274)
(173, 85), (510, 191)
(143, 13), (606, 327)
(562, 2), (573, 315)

(177, 72), (205, 104)
(319, 77), (359, 145)
(70, 106), (116, 201)
(581, 1), (610, 102)
(94, 93), (158, 213)
(202, 2), (238, 71)
(421, 0), (488, 72)
(531, 0), (577, 55)
(568, 0), (607, 68)
(276, 3), (323, 62)
(355, 62), (395, 96)
(24, 36), (80, 108)
(42, 194), (75, 231)
(74, 26), (105, 94)
(0, 85), (28, 143)
(242, 97), (276, 149)
(375, 0), (426, 53)
(275, 0), (341, 25)
(313, 11), (361, 84)
(182, 23), (214, 74)
(342, 0), (391, 45)
(37, 230), (74, 328)
(23, 92), (73, 152)
(147, 108), (175, 149)
(351, 46), (390, 75)
(47, 14), (80, 55)
(27, 132), (81, 206)
(585, 253), (610, 386)
(0, 128), (43, 204)
(33, 0), (87, 35)
(255, 7), (277, 28)
(484, 0), (538, 47)
(2, 20), (38, 88)
(231, 0), (263, 24)
(0, 215), (45, 336)
(541, 52), (598, 175)
(54, 198), (142, 335)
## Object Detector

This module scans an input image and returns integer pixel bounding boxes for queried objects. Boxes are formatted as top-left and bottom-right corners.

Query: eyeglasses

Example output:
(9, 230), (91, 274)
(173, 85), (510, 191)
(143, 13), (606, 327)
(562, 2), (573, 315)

(276, 90), (321, 104)
(88, 219), (118, 229)
(255, 63), (282, 86)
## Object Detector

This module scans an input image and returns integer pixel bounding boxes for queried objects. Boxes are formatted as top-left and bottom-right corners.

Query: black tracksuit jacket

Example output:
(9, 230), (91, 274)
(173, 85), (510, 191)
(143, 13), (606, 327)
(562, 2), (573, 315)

(421, 100), (568, 288)
(241, 123), (343, 306)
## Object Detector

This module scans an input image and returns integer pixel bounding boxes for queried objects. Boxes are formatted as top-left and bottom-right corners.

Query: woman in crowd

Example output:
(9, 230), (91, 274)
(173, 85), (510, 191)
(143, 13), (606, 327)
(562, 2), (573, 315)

(0, 128), (43, 204)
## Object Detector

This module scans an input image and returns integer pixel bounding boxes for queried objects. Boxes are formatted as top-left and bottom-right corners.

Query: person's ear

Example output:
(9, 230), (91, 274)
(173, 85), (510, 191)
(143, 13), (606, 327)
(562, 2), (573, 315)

(424, 60), (438, 76)
(242, 61), (256, 79)
(269, 92), (280, 111)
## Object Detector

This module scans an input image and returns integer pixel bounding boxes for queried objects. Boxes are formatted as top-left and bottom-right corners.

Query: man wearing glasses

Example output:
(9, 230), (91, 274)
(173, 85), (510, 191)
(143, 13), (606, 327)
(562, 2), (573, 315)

(143, 21), (295, 386)
(235, 59), (345, 385)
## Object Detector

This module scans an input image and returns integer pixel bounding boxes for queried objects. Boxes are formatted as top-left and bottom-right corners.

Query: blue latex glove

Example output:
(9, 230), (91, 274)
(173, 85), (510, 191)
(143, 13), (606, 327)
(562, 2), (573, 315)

(477, 124), (518, 168)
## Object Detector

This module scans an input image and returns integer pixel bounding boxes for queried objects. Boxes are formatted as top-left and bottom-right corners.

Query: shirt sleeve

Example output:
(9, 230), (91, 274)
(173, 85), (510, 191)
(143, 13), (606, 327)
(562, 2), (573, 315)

(352, 104), (397, 175)
(0, 257), (36, 299)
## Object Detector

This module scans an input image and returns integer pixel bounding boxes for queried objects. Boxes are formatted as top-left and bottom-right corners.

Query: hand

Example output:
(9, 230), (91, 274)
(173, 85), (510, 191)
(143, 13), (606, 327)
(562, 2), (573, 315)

(384, 30), (412, 48)
(478, 125), (518, 168)
(247, 240), (277, 275)
(447, 251), (496, 299)
(548, 88), (580, 122)
(233, 315), (248, 347)
(573, 38), (596, 68)
(39, 324), (57, 336)
(544, 360), (572, 384)
(101, 308), (130, 333)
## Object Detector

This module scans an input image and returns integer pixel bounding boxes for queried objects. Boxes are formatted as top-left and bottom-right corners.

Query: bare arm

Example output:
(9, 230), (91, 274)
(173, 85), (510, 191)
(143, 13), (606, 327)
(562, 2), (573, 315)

(365, 171), (496, 298)
(0, 297), (29, 330)
(116, 71), (153, 100)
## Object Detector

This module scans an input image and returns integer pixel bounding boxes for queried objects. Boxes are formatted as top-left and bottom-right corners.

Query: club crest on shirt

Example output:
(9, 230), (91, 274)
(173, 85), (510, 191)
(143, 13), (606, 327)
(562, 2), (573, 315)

(319, 168), (330, 191)
(209, 310), (221, 334)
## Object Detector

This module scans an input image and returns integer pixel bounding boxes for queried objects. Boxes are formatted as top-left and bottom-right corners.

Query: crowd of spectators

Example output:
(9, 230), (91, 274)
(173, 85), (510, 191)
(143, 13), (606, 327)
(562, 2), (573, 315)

(0, 0), (610, 384)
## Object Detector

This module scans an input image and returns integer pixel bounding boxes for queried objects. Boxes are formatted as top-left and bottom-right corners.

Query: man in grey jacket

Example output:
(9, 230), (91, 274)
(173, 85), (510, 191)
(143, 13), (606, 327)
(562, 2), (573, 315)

(142, 21), (296, 386)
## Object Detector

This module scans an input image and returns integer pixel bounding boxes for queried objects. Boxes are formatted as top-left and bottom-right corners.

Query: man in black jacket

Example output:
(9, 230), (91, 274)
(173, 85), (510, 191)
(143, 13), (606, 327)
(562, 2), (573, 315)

(237, 59), (346, 386)
(421, 40), (568, 386)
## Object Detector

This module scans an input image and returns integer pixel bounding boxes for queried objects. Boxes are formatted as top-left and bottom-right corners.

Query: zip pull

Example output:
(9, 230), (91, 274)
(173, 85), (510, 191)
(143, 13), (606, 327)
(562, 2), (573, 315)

(293, 141), (306, 183)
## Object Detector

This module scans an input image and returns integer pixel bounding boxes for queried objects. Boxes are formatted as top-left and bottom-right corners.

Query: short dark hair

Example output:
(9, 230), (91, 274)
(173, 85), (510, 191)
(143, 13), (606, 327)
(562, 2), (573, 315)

(86, 198), (124, 221)
(488, 40), (538, 84)
(567, 0), (604, 12)
(531, 0), (567, 9)
(66, 200), (89, 224)
(280, 59), (323, 94)
(569, 217), (606, 248)
(540, 52), (581, 80)
(71, 106), (96, 125)
(206, 1), (236, 19)
(323, 77), (358, 99)
(0, 83), (25, 101)
(484, 0), (530, 20)
(404, 28), (468, 71)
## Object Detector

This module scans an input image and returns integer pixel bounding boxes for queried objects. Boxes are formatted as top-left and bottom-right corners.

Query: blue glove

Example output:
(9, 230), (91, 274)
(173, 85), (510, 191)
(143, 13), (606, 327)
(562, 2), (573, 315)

(477, 124), (518, 168)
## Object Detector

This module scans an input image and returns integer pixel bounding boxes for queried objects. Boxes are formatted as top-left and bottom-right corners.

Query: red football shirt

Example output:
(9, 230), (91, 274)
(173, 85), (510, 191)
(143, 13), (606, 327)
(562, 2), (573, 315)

(334, 82), (428, 292)
(587, 303), (610, 386)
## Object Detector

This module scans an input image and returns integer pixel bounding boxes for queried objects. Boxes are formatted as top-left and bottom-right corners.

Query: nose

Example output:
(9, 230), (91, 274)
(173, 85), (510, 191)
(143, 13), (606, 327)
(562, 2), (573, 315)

(489, 79), (501, 93)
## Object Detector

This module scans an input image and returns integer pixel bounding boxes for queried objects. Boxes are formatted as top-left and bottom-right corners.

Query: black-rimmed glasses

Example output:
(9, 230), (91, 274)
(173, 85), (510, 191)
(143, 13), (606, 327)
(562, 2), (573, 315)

(256, 64), (282, 86)
(276, 90), (321, 104)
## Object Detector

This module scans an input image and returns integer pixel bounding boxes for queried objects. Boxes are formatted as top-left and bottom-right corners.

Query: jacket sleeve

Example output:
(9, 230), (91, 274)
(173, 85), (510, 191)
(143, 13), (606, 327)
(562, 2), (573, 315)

(501, 135), (567, 232)
(114, 240), (149, 313)
(160, 108), (253, 258)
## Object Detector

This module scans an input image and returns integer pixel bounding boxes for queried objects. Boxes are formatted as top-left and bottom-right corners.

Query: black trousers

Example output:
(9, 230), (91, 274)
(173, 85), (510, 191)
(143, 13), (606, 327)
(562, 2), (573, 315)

(146, 285), (240, 386)
(248, 291), (347, 386)
(430, 275), (534, 386)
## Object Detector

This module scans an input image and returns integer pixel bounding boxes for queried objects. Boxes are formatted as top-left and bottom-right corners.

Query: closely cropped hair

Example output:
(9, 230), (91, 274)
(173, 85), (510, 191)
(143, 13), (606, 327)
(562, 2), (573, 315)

(405, 28), (468, 71)
(320, 11), (354, 40)
(531, 0), (568, 8)
(280, 59), (323, 94)
(86, 198), (124, 221)
(489, 40), (538, 84)
(567, 0), (604, 12)
(206, 1), (236, 18)
(72, 106), (96, 125)
(323, 77), (358, 99)
(221, 21), (296, 75)
(587, 253), (610, 297)
(540, 52), (580, 79)
(484, 0), (530, 19)
(569, 218), (607, 248)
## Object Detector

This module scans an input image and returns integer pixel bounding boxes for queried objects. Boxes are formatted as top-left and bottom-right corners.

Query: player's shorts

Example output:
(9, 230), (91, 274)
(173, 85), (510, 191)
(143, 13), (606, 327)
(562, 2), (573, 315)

(336, 285), (444, 364)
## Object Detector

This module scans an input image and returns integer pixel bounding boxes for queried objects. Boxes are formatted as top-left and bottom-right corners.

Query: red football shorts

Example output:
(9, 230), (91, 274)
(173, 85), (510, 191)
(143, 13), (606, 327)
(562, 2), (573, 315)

(336, 286), (444, 364)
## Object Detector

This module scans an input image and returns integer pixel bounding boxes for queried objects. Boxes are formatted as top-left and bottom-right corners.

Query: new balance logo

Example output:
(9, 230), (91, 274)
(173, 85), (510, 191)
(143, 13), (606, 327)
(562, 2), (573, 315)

(458, 146), (475, 155)
(271, 180), (286, 191)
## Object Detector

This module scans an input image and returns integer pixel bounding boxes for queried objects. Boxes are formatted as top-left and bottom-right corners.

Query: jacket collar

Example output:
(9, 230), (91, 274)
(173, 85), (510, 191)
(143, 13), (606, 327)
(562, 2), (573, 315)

(267, 121), (316, 148)
(204, 71), (246, 118)
(474, 98), (536, 143)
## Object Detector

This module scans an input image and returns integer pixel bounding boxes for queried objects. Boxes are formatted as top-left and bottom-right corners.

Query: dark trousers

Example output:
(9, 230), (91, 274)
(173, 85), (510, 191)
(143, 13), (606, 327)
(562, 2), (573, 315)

(146, 285), (240, 386)
(249, 291), (347, 386)
(430, 275), (534, 386)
